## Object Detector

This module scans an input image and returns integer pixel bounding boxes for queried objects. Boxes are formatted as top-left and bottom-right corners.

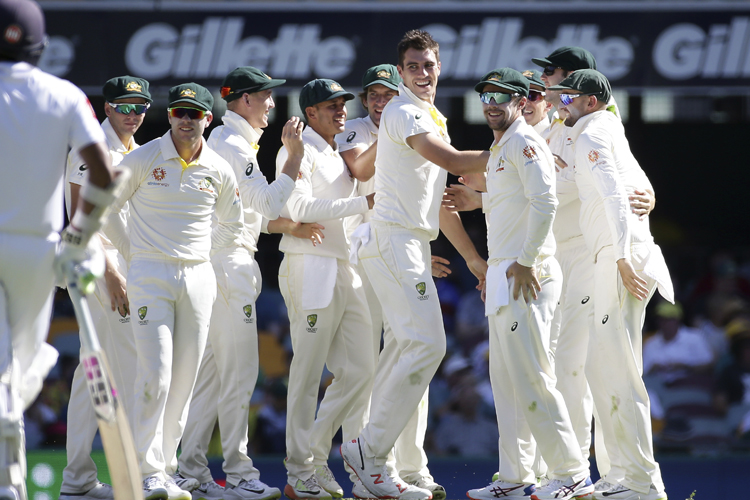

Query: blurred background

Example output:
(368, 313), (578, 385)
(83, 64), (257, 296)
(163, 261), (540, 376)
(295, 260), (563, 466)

(31, 1), (750, 500)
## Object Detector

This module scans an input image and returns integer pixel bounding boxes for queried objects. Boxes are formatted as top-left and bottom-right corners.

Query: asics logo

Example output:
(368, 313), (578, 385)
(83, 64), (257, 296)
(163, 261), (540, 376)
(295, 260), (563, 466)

(602, 314), (609, 324)
(581, 296), (590, 304)
(489, 484), (524, 497)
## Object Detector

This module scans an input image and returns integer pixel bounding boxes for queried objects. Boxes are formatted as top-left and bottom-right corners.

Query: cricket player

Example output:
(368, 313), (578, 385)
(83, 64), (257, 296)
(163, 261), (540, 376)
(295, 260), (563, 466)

(103, 84), (243, 500)
(456, 68), (592, 500)
(60, 76), (152, 500)
(341, 30), (489, 500)
(0, 1), (114, 499)
(550, 70), (672, 500)
(176, 66), (310, 500)
(335, 64), (446, 500)
(276, 78), (377, 500)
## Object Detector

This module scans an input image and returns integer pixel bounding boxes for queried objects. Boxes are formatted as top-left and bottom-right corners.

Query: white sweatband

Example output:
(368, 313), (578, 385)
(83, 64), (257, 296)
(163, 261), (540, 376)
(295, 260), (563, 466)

(80, 180), (117, 207)
(70, 209), (100, 234)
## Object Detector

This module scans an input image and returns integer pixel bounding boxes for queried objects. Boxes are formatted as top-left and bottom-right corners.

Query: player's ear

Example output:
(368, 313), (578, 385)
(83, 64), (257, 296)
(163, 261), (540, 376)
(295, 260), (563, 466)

(205, 112), (213, 126)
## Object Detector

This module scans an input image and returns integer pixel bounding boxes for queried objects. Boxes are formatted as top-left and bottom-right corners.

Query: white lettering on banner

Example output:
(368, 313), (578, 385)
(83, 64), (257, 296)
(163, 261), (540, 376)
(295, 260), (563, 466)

(125, 18), (356, 80)
(653, 17), (750, 80)
(423, 18), (634, 81)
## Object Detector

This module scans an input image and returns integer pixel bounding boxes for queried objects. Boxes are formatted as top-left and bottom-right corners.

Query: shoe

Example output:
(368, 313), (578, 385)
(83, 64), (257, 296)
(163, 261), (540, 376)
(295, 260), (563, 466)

(404, 477), (446, 500)
(226, 479), (282, 500)
(591, 479), (616, 499)
(352, 478), (375, 499)
(314, 465), (344, 498)
(284, 476), (332, 500)
(192, 481), (225, 500)
(593, 484), (666, 500)
(60, 482), (115, 500)
(531, 476), (593, 500)
(173, 474), (201, 493)
(164, 478), (193, 500)
(340, 439), (431, 500)
(468, 480), (536, 499)
(143, 477), (169, 500)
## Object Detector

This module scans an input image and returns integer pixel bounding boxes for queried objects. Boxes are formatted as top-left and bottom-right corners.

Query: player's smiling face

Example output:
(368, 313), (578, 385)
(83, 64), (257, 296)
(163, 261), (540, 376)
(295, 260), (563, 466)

(106, 97), (148, 141)
(523, 88), (550, 127)
(481, 84), (524, 132)
(398, 48), (441, 104)
(560, 92), (593, 127)
(307, 96), (348, 143)
(363, 83), (397, 128)
(245, 89), (275, 129)
(168, 104), (212, 147)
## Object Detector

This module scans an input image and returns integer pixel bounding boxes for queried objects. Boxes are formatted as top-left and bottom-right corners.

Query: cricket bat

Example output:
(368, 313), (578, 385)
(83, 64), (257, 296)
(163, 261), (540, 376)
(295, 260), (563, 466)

(66, 275), (144, 500)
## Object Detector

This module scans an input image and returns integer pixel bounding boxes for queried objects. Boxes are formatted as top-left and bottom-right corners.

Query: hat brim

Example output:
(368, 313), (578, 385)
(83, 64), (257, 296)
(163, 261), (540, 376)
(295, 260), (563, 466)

(364, 80), (399, 91)
(306, 90), (356, 108)
(547, 83), (578, 92)
(222, 78), (286, 102)
(474, 80), (526, 96)
(108, 93), (153, 103)
(531, 57), (553, 68)
(169, 98), (211, 111)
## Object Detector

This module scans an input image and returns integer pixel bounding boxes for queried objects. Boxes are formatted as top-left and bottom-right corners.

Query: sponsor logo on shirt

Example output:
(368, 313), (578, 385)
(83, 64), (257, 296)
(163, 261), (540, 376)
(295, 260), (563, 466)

(148, 167), (169, 187)
(78, 165), (88, 171)
(416, 282), (430, 301)
(415, 113), (422, 120)
(243, 304), (254, 323)
(306, 314), (318, 333)
(522, 145), (538, 160)
(138, 306), (149, 325)
(346, 131), (356, 143)
(245, 161), (254, 177)
(602, 314), (609, 324)
(588, 150), (600, 163)
(511, 321), (519, 331)
(565, 137), (573, 146)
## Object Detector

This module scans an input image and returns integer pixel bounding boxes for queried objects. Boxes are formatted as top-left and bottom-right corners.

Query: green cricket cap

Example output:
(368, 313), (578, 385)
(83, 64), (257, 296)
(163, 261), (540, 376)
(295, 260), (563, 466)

(521, 69), (545, 91)
(299, 78), (354, 112)
(220, 66), (286, 103)
(547, 69), (612, 103)
(474, 68), (529, 97)
(168, 83), (214, 112)
(102, 76), (152, 103)
(362, 64), (401, 91)
(532, 46), (597, 72)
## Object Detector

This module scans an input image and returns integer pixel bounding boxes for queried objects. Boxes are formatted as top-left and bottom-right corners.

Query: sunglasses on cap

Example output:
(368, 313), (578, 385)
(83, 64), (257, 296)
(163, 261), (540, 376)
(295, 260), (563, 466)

(559, 93), (591, 107)
(527, 90), (546, 102)
(168, 107), (208, 120)
(542, 65), (561, 76)
(109, 103), (150, 115)
(479, 92), (519, 105)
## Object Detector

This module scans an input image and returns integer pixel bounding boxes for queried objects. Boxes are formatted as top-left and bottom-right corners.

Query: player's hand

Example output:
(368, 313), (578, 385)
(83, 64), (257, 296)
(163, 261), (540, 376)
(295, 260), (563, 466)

(480, 281), (487, 303)
(431, 255), (451, 278)
(54, 226), (105, 295)
(282, 117), (305, 159)
(627, 188), (655, 220)
(552, 154), (568, 172)
(506, 261), (541, 302)
(442, 184), (482, 212)
(104, 263), (129, 317)
(467, 256), (488, 291)
(365, 192), (375, 209)
(458, 172), (487, 192)
(290, 222), (325, 246)
(617, 258), (649, 301)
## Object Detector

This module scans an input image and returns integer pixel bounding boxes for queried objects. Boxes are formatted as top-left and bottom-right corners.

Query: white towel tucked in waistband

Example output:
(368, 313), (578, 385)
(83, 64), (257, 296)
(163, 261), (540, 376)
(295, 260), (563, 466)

(302, 254), (337, 310)
(349, 222), (371, 266)
(485, 260), (514, 317)
(643, 243), (675, 304)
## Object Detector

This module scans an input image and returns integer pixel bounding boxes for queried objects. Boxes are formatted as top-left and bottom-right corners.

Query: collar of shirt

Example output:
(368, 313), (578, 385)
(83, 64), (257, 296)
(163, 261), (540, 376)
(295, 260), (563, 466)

(396, 82), (448, 134)
(0, 61), (33, 77)
(490, 116), (525, 152)
(362, 115), (379, 136)
(160, 130), (207, 169)
(532, 115), (551, 136)
(102, 118), (136, 154)
(221, 109), (262, 150)
(303, 125), (338, 155)
(568, 109), (610, 142)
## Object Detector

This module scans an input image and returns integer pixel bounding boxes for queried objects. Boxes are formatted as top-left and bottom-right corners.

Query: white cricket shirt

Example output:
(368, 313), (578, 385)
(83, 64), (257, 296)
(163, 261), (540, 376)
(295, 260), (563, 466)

(276, 126), (368, 260)
(208, 110), (295, 252)
(371, 82), (450, 240)
(0, 62), (105, 239)
(336, 115), (379, 230)
(543, 115), (581, 244)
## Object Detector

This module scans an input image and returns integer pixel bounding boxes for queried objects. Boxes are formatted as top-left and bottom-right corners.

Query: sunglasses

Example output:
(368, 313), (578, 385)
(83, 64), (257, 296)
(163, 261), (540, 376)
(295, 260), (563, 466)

(479, 92), (519, 105)
(109, 102), (150, 115)
(542, 65), (561, 76)
(168, 107), (208, 120)
(527, 90), (546, 102)
(559, 93), (588, 107)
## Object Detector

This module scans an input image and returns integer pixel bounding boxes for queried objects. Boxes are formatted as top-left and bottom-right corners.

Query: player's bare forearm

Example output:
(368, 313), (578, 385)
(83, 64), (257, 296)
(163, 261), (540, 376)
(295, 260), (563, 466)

(268, 216), (325, 246)
(406, 132), (489, 176)
(341, 142), (377, 182)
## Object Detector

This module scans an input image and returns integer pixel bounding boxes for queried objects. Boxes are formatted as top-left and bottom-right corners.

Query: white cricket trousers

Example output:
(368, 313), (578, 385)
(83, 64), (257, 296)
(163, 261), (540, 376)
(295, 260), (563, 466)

(550, 236), (595, 461)
(489, 257), (588, 485)
(63, 249), (138, 492)
(586, 245), (664, 495)
(358, 222), (446, 464)
(279, 254), (374, 482)
(179, 247), (262, 485)
(127, 255), (216, 480)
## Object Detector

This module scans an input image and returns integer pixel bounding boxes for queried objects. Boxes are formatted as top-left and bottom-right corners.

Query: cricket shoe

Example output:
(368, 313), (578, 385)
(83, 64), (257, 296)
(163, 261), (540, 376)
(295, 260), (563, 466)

(59, 482), (115, 500)
(164, 478), (193, 500)
(531, 476), (593, 500)
(314, 465), (344, 497)
(226, 479), (282, 500)
(284, 476), (332, 500)
(403, 476), (446, 500)
(591, 479), (616, 499)
(173, 474), (201, 492)
(593, 484), (666, 500)
(467, 480), (535, 499)
(191, 481), (225, 500)
(352, 478), (375, 499)
(340, 439), (432, 499)
(143, 477), (169, 500)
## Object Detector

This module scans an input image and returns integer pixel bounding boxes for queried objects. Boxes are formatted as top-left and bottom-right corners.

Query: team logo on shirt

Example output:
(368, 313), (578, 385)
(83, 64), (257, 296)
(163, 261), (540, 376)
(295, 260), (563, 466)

(152, 167), (166, 181)
(243, 305), (254, 323)
(126, 81), (143, 92)
(522, 145), (538, 160)
(346, 132), (356, 143)
(496, 157), (505, 172)
(416, 282), (430, 301)
(198, 177), (215, 193)
(588, 150), (600, 163)
(245, 161), (254, 177)
(137, 306), (149, 325)
(306, 314), (318, 332)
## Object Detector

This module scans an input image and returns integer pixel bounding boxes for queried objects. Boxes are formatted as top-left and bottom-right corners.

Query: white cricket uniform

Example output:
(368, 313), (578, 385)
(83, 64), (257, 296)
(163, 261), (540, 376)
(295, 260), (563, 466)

(105, 131), (243, 481)
(481, 117), (587, 485)
(571, 109), (673, 495)
(353, 83), (448, 464)
(178, 110), (295, 486)
(276, 126), (373, 483)
(336, 116), (432, 483)
(62, 118), (139, 493)
(0, 61), (105, 494)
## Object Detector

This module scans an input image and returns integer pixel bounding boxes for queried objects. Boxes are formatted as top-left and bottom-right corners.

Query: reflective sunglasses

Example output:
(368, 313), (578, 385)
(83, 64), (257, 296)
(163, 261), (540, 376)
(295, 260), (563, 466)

(559, 93), (587, 107)
(168, 107), (208, 120)
(542, 65), (560, 76)
(479, 92), (519, 105)
(527, 90), (546, 102)
(109, 102), (150, 115)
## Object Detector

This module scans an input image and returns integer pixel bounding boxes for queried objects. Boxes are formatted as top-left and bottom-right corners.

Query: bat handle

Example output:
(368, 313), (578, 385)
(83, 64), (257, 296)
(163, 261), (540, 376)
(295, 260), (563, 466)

(66, 278), (103, 354)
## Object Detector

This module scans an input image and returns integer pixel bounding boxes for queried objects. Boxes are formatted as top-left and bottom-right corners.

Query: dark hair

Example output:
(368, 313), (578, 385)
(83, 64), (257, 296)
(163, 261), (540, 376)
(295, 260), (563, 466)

(397, 29), (439, 67)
